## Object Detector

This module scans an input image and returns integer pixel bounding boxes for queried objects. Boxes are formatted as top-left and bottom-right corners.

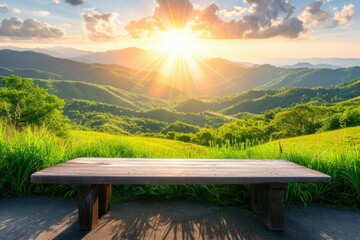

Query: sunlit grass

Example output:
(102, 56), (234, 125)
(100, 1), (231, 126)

(0, 122), (359, 208)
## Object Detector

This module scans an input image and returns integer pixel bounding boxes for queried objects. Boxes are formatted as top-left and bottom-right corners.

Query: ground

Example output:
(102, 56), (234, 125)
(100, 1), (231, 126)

(0, 196), (359, 240)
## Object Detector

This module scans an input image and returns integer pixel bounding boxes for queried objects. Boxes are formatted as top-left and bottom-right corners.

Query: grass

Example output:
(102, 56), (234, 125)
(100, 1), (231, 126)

(0, 122), (359, 208)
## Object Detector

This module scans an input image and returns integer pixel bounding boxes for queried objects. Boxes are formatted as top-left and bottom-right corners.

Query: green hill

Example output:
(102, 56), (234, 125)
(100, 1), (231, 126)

(64, 100), (232, 134)
(173, 79), (360, 115)
(34, 80), (166, 110)
(257, 126), (360, 153)
(1, 49), (359, 97)
(0, 66), (62, 79)
(0, 50), (182, 98)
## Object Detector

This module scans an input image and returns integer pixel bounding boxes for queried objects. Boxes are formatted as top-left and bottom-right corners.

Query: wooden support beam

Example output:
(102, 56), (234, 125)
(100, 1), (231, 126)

(250, 183), (287, 231)
(74, 184), (99, 231)
(250, 184), (265, 214)
(99, 184), (112, 217)
(262, 183), (287, 231)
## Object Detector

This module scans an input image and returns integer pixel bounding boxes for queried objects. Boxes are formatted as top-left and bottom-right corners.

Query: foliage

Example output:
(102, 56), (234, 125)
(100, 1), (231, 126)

(162, 121), (200, 134)
(1, 121), (359, 208)
(0, 75), (69, 135)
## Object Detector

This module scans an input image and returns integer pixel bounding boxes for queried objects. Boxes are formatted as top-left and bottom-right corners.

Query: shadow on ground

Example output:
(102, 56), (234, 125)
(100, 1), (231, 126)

(1, 196), (359, 240)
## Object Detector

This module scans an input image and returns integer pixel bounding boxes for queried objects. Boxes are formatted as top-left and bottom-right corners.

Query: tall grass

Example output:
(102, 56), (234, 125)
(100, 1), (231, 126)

(0, 122), (359, 208)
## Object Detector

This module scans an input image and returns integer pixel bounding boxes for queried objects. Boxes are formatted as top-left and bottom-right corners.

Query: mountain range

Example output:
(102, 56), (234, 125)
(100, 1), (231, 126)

(0, 48), (359, 98)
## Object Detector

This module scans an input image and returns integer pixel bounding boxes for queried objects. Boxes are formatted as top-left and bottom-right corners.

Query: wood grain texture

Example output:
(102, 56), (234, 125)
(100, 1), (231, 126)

(31, 158), (331, 185)
(74, 184), (99, 231)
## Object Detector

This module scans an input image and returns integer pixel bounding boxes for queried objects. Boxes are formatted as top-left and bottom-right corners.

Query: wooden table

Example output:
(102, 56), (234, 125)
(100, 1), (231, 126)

(31, 158), (331, 231)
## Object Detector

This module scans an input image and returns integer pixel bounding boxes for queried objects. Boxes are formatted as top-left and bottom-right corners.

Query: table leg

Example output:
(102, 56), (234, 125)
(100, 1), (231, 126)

(74, 184), (99, 231)
(250, 183), (288, 231)
(99, 184), (112, 217)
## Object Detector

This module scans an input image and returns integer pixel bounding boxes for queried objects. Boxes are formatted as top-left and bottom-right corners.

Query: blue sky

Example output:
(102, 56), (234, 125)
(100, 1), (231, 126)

(0, 0), (358, 60)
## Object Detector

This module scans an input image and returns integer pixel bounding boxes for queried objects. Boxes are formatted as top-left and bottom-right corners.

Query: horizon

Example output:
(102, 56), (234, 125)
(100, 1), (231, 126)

(0, 0), (359, 62)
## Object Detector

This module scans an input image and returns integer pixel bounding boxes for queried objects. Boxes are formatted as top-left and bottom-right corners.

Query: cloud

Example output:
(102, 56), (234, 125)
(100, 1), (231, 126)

(65, 0), (84, 6)
(12, 8), (21, 13)
(192, 0), (304, 39)
(81, 11), (118, 41)
(125, 0), (305, 39)
(220, 6), (246, 17)
(0, 4), (8, 13)
(331, 4), (354, 27)
(34, 10), (50, 16)
(52, 0), (60, 5)
(154, 0), (195, 29)
(0, 17), (64, 38)
(300, 0), (328, 27)
(126, 0), (195, 38)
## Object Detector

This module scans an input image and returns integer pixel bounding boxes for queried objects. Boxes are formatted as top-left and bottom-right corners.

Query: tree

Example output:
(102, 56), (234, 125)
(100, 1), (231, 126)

(271, 105), (320, 138)
(0, 75), (69, 134)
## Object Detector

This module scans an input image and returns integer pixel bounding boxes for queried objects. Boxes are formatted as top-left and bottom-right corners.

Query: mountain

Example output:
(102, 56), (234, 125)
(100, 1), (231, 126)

(0, 66), (62, 79)
(74, 47), (161, 70)
(172, 79), (360, 115)
(261, 58), (360, 68)
(0, 49), (183, 98)
(284, 62), (340, 69)
(0, 46), (92, 58)
(1, 49), (359, 98)
(34, 46), (92, 58)
(34, 80), (167, 110)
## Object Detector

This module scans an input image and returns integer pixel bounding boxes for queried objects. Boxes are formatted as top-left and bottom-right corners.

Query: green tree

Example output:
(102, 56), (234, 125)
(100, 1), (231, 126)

(340, 107), (360, 128)
(271, 105), (320, 138)
(0, 75), (68, 134)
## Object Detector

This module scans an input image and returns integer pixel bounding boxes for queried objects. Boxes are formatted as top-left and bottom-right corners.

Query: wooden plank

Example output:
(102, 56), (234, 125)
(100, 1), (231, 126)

(31, 158), (331, 185)
(74, 184), (99, 231)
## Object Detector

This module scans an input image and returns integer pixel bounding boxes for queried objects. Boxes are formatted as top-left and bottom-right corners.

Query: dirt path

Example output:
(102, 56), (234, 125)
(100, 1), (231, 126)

(0, 196), (359, 240)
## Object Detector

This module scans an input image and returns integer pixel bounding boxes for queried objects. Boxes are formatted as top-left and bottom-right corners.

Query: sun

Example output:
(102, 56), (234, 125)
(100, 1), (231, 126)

(161, 29), (197, 56)
(150, 28), (204, 96)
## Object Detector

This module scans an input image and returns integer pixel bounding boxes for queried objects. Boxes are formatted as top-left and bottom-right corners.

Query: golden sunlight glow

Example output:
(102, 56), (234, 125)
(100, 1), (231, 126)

(161, 29), (197, 56)
(153, 29), (204, 96)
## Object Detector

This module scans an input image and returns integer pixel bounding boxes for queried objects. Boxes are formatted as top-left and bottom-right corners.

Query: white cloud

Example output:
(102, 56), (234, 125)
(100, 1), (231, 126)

(81, 10), (118, 41)
(0, 17), (64, 38)
(12, 8), (21, 13)
(331, 4), (355, 27)
(300, 0), (328, 28)
(34, 10), (50, 16)
(126, 0), (305, 39)
(220, 6), (247, 17)
(52, 0), (61, 5)
(0, 4), (8, 13)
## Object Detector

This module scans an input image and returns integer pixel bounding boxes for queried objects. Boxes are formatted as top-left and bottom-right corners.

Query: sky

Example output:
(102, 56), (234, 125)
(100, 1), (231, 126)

(0, 0), (359, 61)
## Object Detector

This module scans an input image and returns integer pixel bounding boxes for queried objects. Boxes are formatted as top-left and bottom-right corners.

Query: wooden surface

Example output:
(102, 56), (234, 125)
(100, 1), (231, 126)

(31, 158), (331, 185)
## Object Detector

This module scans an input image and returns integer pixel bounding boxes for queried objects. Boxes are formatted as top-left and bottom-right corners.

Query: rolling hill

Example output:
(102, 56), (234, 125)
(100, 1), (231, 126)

(173, 79), (360, 115)
(1, 49), (359, 98)
(34, 80), (167, 110)
(0, 50), (182, 98)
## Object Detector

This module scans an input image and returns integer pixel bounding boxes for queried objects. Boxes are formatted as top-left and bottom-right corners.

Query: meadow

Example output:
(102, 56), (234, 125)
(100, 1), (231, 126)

(1, 121), (359, 208)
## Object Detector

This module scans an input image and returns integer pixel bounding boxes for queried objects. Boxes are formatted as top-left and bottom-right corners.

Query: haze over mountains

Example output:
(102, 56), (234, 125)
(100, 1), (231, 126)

(0, 47), (359, 98)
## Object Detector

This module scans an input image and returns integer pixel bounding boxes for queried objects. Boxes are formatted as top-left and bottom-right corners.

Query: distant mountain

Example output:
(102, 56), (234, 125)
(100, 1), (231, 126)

(283, 62), (340, 69)
(261, 58), (360, 68)
(0, 46), (92, 58)
(74, 47), (160, 70)
(1, 49), (359, 97)
(0, 49), (183, 98)
(35, 46), (92, 58)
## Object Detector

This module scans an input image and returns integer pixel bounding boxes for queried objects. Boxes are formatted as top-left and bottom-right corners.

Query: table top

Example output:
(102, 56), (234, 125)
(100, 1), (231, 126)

(31, 158), (331, 185)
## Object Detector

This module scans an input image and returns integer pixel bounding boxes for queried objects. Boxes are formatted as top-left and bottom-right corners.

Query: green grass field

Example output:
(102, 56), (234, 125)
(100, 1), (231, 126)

(1, 123), (359, 208)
